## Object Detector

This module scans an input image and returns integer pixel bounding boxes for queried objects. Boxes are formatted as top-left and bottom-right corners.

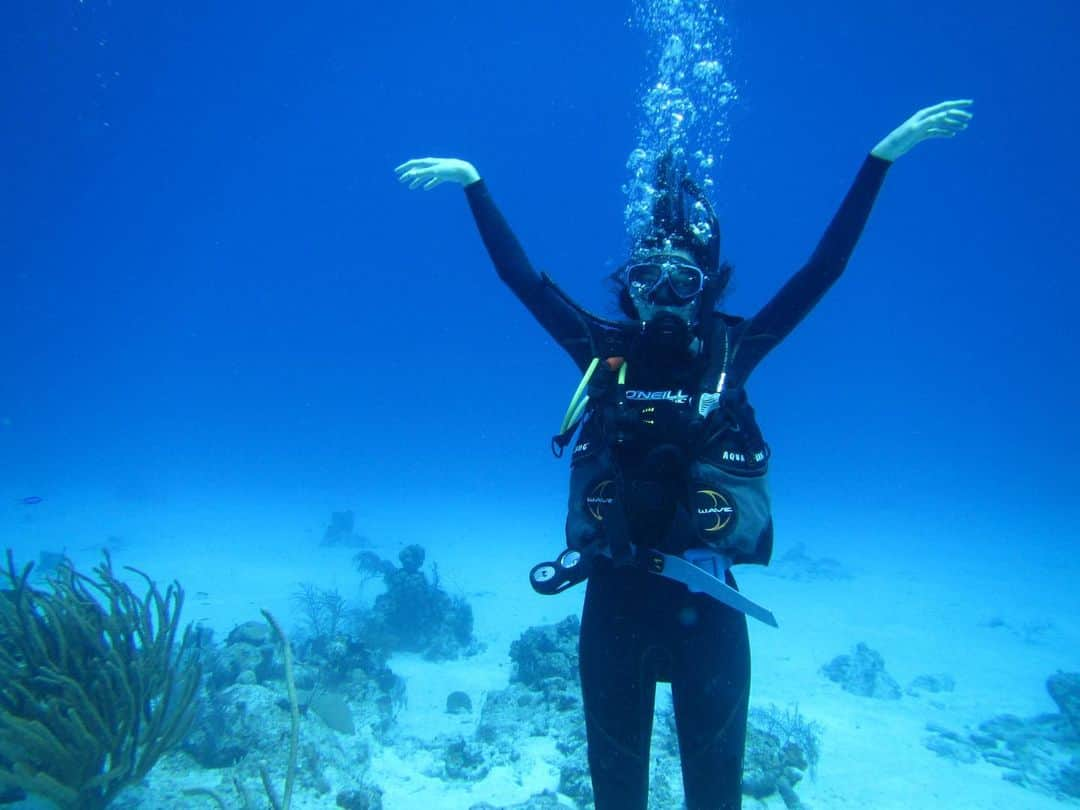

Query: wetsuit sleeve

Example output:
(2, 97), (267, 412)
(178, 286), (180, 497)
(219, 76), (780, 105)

(734, 155), (891, 377)
(464, 180), (597, 368)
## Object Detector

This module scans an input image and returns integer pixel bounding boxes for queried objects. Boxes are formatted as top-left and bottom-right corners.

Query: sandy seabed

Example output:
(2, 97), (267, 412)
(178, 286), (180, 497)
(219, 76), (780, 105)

(4, 495), (1077, 809)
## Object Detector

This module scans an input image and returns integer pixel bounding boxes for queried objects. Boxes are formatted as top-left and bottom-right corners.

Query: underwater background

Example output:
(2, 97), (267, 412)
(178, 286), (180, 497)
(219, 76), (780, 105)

(3, 1), (1080, 808)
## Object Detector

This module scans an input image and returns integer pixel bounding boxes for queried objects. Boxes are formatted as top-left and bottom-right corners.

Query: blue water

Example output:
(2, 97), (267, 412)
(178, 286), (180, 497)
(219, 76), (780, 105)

(2, 1), (1079, 793)
(5, 1), (1078, 561)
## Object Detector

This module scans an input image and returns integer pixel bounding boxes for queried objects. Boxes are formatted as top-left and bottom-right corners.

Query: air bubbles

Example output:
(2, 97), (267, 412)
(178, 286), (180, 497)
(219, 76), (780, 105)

(624, 0), (737, 246)
(693, 59), (723, 84)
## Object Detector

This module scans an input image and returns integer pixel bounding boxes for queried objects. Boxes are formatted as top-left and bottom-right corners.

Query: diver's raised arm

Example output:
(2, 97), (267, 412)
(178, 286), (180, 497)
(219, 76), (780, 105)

(396, 155), (539, 294)
(394, 157), (481, 189)
(734, 99), (973, 375)
(395, 155), (599, 369)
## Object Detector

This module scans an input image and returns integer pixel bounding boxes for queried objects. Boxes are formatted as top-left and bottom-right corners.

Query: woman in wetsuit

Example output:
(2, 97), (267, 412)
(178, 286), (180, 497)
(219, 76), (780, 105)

(396, 99), (971, 810)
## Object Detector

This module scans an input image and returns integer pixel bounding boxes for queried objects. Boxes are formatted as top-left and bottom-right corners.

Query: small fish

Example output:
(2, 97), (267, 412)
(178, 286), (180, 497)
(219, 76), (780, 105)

(19, 496), (43, 505)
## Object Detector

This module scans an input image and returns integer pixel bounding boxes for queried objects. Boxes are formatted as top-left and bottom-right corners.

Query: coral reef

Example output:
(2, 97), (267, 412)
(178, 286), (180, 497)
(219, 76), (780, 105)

(472, 617), (591, 805)
(509, 616), (581, 687)
(62, 549), (828, 809)
(185, 613), (401, 771)
(821, 642), (901, 699)
(161, 606), (392, 810)
(178, 571), (403, 804)
(446, 691), (473, 715)
(924, 671), (1080, 802)
(0, 551), (201, 809)
(1048, 672), (1080, 736)
(907, 673), (956, 697)
(411, 614), (820, 810)
(354, 545), (479, 660)
(980, 614), (1061, 646)
(335, 785), (383, 809)
(290, 583), (394, 692)
(293, 583), (348, 642)
(322, 511), (369, 548)
(743, 704), (822, 809)
(442, 736), (490, 781)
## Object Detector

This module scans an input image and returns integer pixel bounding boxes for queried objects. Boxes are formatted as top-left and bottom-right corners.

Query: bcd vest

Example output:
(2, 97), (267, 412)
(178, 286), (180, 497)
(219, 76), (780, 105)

(561, 321), (774, 566)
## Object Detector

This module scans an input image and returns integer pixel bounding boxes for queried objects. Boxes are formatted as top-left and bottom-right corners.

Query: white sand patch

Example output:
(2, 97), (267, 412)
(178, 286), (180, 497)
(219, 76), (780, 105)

(3, 496), (1076, 808)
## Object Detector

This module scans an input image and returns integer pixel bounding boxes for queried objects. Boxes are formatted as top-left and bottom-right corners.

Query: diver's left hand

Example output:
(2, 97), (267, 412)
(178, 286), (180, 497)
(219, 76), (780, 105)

(871, 99), (973, 162)
(394, 157), (480, 189)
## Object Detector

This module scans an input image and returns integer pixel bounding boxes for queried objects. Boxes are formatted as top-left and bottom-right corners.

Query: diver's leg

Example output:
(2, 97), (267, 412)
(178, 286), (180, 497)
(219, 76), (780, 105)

(579, 566), (658, 810)
(670, 579), (751, 810)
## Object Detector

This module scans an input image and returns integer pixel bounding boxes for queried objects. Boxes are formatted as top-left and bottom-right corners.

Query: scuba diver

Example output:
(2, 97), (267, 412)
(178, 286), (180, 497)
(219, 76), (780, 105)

(396, 98), (972, 810)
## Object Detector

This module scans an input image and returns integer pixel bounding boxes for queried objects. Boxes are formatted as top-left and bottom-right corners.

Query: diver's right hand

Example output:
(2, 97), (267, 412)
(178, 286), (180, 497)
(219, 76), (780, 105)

(394, 157), (480, 190)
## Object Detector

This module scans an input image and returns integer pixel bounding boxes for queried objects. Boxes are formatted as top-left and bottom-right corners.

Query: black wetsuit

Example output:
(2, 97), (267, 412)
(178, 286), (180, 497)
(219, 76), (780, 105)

(464, 154), (890, 810)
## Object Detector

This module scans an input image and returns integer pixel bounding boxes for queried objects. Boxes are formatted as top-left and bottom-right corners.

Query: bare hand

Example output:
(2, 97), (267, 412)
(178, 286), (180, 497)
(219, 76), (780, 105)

(871, 100), (973, 162)
(394, 157), (480, 190)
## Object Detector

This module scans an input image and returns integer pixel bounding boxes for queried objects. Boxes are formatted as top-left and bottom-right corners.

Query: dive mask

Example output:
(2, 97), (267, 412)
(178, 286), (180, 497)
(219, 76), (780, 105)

(625, 258), (705, 301)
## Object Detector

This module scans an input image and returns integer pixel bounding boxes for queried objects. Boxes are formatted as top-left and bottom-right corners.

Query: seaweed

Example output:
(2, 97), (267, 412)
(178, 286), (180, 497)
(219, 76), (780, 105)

(291, 583), (347, 641)
(0, 549), (201, 809)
